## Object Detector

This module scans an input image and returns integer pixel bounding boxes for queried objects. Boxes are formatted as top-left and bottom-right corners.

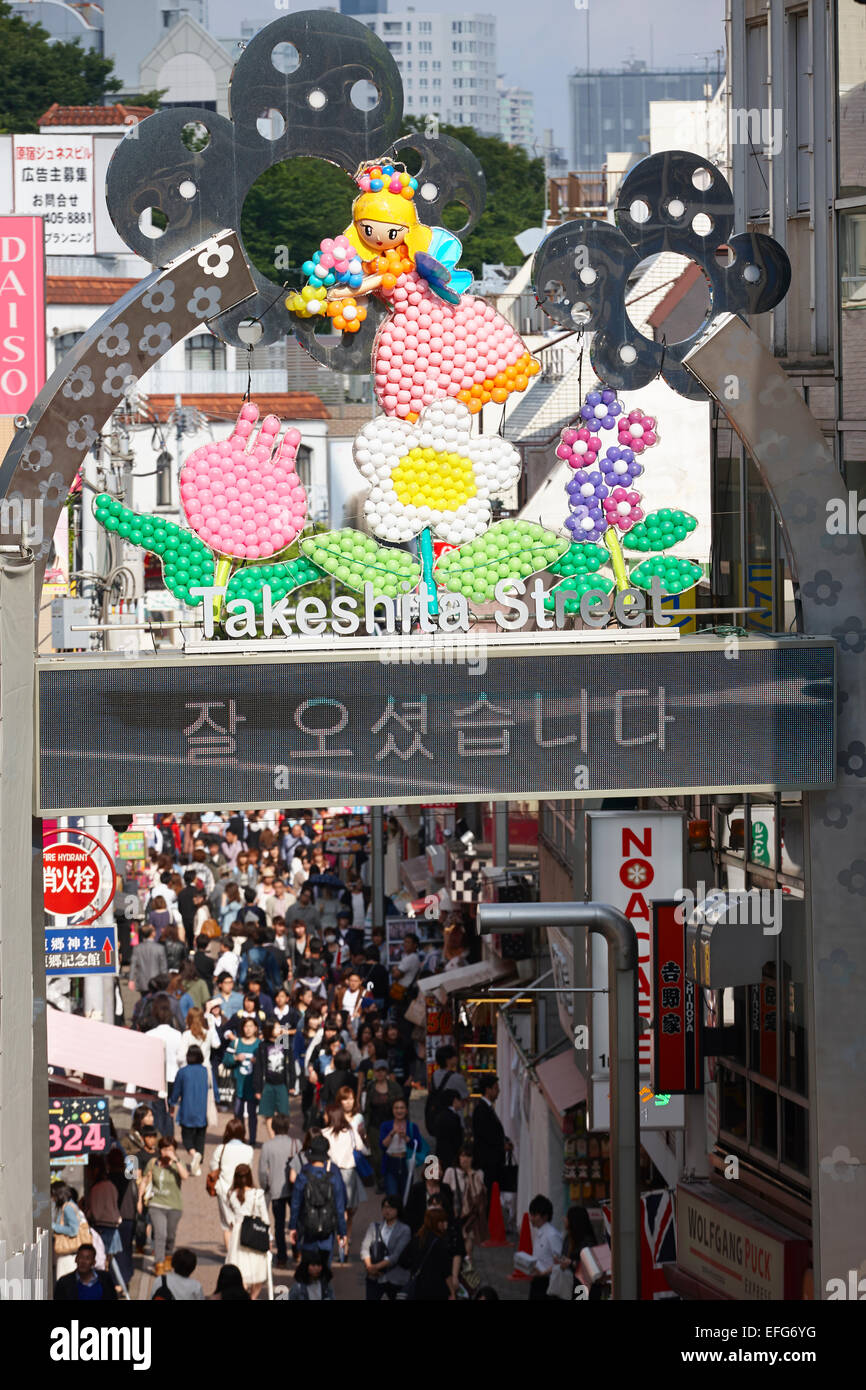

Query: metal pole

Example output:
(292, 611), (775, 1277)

(371, 804), (385, 931)
(493, 800), (508, 868)
(478, 901), (641, 1300)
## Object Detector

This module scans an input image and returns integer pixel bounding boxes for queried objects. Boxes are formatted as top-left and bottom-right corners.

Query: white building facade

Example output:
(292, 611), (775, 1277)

(358, 9), (499, 136)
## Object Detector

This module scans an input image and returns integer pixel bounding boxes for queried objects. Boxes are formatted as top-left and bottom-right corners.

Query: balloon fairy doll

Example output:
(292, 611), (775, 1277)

(287, 161), (541, 422)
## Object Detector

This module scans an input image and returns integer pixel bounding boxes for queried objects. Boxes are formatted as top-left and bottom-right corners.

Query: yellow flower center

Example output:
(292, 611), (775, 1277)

(391, 447), (477, 511)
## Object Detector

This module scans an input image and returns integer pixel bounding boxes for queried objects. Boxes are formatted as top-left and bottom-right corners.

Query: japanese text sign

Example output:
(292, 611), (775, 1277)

(0, 216), (45, 412)
(13, 134), (95, 253)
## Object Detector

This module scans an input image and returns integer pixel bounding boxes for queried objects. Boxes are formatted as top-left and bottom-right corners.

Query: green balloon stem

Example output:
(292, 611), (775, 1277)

(213, 555), (233, 627)
(418, 526), (439, 617)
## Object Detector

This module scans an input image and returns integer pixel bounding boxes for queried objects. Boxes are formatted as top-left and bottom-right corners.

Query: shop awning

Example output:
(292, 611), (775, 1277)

(418, 961), (498, 996)
(535, 1049), (587, 1116)
(47, 1008), (166, 1092)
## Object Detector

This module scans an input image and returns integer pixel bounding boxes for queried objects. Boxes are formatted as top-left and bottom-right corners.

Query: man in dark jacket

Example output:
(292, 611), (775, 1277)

(53, 1244), (118, 1301)
(471, 1073), (506, 1212)
(436, 1091), (466, 1176)
(192, 934), (215, 988)
(289, 1135), (348, 1260)
(176, 871), (200, 948)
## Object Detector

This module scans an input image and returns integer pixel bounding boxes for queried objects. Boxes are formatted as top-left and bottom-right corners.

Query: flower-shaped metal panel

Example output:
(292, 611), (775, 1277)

(103, 9), (485, 356)
(532, 150), (791, 400)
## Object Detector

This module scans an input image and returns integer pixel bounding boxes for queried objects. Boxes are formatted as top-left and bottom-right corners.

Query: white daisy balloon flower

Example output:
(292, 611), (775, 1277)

(353, 399), (521, 547)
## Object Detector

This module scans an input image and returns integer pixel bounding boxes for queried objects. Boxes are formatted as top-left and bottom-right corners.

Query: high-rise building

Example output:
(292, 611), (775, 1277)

(569, 61), (715, 169)
(340, 0), (388, 13)
(498, 78), (535, 155)
(355, 9), (499, 137)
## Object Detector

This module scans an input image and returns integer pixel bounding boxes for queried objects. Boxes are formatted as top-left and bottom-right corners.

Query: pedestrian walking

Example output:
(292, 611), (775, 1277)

(258, 1114), (301, 1268)
(360, 1195), (411, 1300)
(84, 1156), (123, 1273)
(224, 1163), (271, 1300)
(150, 1247), (204, 1301)
(363, 1060), (403, 1191)
(129, 923), (166, 995)
(322, 1089), (369, 1256)
(53, 1244), (118, 1302)
(402, 1207), (457, 1301)
(169, 1045), (209, 1175)
(252, 1020), (291, 1139)
(471, 1073), (507, 1213)
(379, 1097), (424, 1201)
(51, 1181), (90, 1281)
(140, 1136), (188, 1276)
(443, 1146), (487, 1267)
(288, 1252), (335, 1301)
(288, 1134), (348, 1262)
(208, 1117), (254, 1253)
(224, 1016), (261, 1144)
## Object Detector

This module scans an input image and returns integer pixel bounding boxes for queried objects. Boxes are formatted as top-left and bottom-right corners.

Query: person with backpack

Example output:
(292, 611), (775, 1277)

(257, 1114), (301, 1268)
(360, 1196), (411, 1300)
(288, 1135), (348, 1263)
(150, 1247), (205, 1301)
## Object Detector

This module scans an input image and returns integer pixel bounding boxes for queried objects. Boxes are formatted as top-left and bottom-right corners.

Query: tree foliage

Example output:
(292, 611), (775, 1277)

(0, 1), (122, 133)
(240, 120), (545, 288)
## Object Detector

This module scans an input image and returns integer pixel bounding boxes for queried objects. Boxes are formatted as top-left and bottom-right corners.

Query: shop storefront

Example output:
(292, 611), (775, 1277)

(669, 1181), (812, 1301)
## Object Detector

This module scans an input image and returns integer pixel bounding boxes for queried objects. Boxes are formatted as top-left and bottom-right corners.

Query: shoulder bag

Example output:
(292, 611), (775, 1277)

(368, 1221), (388, 1266)
(240, 1193), (270, 1252)
(53, 1207), (91, 1256)
(351, 1124), (374, 1187)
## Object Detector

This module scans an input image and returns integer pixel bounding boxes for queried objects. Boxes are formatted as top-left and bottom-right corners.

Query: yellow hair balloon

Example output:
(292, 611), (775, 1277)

(343, 189), (433, 262)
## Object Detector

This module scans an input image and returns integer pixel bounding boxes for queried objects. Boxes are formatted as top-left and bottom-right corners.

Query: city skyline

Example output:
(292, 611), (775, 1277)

(208, 0), (725, 161)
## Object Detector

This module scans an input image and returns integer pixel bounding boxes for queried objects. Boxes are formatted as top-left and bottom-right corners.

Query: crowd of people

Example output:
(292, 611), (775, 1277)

(51, 808), (547, 1300)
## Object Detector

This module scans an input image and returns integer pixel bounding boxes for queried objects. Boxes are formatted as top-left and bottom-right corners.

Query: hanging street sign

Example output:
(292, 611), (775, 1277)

(36, 636), (834, 815)
(44, 925), (116, 977)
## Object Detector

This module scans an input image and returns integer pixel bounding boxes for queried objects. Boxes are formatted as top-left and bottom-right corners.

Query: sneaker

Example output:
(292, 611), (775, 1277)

(190, 1152), (202, 1177)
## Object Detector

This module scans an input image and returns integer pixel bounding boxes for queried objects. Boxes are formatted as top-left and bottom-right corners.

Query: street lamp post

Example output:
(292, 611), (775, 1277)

(477, 900), (641, 1300)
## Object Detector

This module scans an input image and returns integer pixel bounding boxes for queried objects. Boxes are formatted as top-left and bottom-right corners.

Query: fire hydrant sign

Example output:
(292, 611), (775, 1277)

(12, 134), (95, 253)
(42, 829), (118, 975)
(43, 844), (101, 915)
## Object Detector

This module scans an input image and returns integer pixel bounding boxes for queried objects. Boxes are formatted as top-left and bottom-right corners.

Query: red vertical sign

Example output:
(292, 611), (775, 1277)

(0, 216), (46, 414)
(652, 900), (702, 1095)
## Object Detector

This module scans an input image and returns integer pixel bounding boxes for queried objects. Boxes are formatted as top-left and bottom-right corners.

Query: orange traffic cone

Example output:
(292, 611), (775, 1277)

(482, 1181), (511, 1248)
(508, 1211), (534, 1279)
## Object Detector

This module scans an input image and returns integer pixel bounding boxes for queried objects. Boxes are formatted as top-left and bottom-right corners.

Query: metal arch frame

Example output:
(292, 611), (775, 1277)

(0, 230), (257, 608)
(685, 314), (866, 1298)
(103, 10), (487, 357)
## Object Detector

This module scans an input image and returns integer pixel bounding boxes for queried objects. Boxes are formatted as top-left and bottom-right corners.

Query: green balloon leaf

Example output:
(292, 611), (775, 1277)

(543, 571), (615, 613)
(300, 528), (421, 598)
(548, 541), (608, 578)
(225, 556), (325, 616)
(433, 520), (569, 603)
(629, 556), (703, 596)
(92, 492), (214, 608)
(622, 508), (698, 554)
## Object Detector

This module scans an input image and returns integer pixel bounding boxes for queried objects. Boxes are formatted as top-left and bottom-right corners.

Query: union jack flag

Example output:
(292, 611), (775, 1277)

(601, 1189), (677, 1299)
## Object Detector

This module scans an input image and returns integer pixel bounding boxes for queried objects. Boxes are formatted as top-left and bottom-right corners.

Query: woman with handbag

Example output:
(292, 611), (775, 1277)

(360, 1195), (411, 1300)
(443, 1146), (487, 1268)
(322, 1091), (370, 1259)
(208, 1116), (254, 1252)
(401, 1207), (457, 1301)
(224, 1163), (271, 1300)
(52, 1181), (91, 1280)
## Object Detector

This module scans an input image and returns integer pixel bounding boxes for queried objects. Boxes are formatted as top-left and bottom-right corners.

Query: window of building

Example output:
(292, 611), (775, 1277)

(53, 329), (83, 364)
(385, 40), (402, 54)
(419, 40), (432, 53)
(432, 60), (441, 70)
(419, 78), (428, 88)
(432, 78), (442, 88)
(840, 210), (866, 309)
(295, 443), (312, 491)
(383, 20), (402, 32)
(185, 332), (226, 371)
(788, 8), (812, 213)
(419, 60), (428, 71)
(419, 20), (431, 33)
(745, 21), (770, 218)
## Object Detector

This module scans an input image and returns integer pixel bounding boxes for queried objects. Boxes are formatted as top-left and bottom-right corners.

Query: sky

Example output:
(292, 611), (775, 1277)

(208, 0), (726, 156)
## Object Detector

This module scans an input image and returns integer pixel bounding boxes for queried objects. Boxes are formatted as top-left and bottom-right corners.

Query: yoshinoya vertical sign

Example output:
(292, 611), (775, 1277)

(13, 133), (95, 253)
(586, 810), (685, 1130)
(652, 900), (702, 1095)
(0, 217), (45, 413)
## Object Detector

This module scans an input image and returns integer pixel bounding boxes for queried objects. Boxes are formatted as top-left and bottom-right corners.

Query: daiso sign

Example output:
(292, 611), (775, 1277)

(0, 217), (46, 414)
(586, 810), (684, 1129)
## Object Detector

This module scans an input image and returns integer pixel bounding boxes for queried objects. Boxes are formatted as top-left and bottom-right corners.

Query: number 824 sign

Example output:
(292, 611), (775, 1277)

(48, 1096), (110, 1167)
